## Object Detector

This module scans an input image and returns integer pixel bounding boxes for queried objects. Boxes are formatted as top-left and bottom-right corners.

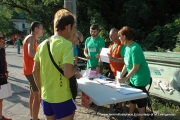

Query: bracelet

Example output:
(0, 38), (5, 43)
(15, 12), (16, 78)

(111, 57), (115, 61)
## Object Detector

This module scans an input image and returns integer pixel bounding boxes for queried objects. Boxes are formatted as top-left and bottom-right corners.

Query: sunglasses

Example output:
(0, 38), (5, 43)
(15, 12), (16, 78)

(0, 37), (4, 40)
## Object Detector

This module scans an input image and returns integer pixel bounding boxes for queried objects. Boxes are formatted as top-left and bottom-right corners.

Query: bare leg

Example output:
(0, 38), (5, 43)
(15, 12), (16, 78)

(138, 107), (145, 120)
(0, 99), (3, 116)
(29, 89), (33, 118)
(32, 91), (40, 120)
(118, 102), (123, 108)
(58, 113), (74, 120)
(128, 103), (136, 119)
(46, 115), (56, 120)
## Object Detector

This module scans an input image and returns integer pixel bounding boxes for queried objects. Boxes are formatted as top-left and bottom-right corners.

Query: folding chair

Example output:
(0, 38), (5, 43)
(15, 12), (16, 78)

(145, 77), (155, 119)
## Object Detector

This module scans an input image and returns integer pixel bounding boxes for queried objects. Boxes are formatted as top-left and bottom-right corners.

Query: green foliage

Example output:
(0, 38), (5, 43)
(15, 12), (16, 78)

(0, 5), (16, 36)
(142, 14), (180, 51)
(1, 0), (180, 53)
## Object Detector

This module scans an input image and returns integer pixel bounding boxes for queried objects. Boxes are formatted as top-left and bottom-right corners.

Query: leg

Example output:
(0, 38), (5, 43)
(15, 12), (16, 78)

(138, 107), (145, 120)
(0, 99), (3, 116)
(117, 102), (123, 108)
(29, 88), (34, 118)
(58, 114), (74, 120)
(25, 75), (40, 120)
(128, 103), (136, 118)
(32, 91), (40, 120)
(46, 115), (56, 120)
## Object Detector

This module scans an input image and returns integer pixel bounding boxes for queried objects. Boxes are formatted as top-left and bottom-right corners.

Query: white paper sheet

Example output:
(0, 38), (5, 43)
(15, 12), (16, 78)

(80, 69), (91, 77)
(117, 88), (143, 95)
(100, 48), (110, 63)
(116, 71), (121, 79)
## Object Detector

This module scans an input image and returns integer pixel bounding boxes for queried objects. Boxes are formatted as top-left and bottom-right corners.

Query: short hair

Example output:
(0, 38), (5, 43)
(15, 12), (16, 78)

(110, 28), (118, 32)
(30, 21), (42, 32)
(90, 24), (99, 30)
(118, 26), (134, 40)
(54, 8), (70, 33)
(55, 12), (75, 31)
(76, 31), (84, 42)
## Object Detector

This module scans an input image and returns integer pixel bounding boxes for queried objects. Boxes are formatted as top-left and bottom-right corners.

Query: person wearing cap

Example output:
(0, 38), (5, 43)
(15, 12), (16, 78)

(84, 24), (105, 73)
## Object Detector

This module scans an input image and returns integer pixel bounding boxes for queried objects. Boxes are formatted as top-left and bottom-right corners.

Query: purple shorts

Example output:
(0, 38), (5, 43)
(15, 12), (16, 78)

(41, 99), (76, 119)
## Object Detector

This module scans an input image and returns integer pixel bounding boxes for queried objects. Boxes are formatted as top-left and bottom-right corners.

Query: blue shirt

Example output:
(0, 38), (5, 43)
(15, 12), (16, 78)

(73, 45), (78, 56)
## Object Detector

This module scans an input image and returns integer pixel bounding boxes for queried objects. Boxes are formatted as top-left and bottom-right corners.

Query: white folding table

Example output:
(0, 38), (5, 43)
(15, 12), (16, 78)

(77, 77), (147, 119)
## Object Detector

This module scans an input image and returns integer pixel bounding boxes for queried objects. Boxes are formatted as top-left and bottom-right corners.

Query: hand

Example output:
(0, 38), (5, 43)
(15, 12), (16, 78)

(5, 72), (8, 79)
(96, 66), (100, 74)
(75, 71), (82, 79)
(96, 54), (100, 58)
(118, 77), (128, 83)
(107, 53), (113, 59)
(85, 55), (91, 59)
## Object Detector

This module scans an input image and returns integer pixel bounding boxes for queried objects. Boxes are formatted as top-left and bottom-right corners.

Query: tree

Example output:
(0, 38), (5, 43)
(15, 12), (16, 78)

(0, 5), (16, 36)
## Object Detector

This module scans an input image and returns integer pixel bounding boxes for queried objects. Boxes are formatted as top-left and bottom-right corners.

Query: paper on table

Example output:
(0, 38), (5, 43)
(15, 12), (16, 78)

(116, 71), (121, 79)
(104, 82), (121, 88)
(117, 88), (143, 95)
(94, 78), (113, 85)
(80, 69), (91, 77)
(100, 48), (110, 63)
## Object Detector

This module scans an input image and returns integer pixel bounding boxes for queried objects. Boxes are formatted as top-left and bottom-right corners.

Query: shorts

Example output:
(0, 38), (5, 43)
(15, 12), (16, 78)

(41, 99), (76, 119)
(25, 74), (38, 92)
(129, 83), (148, 108)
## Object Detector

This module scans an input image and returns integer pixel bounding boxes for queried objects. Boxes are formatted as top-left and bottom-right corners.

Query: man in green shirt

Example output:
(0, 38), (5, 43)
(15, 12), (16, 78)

(84, 24), (105, 73)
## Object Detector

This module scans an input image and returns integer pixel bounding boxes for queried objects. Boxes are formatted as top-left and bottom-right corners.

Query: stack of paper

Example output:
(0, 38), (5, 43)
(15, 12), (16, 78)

(117, 88), (143, 95)
(94, 79), (114, 85)
(104, 83), (121, 88)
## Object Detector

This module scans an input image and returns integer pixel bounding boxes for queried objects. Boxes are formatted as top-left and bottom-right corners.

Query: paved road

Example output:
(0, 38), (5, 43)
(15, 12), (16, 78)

(4, 46), (45, 120)
(3, 46), (109, 120)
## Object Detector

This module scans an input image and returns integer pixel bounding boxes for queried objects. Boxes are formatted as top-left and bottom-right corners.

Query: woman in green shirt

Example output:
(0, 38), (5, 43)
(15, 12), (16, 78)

(118, 26), (150, 120)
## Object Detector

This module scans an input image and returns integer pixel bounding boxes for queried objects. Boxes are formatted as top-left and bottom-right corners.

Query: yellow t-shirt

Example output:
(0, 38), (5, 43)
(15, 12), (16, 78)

(34, 35), (74, 103)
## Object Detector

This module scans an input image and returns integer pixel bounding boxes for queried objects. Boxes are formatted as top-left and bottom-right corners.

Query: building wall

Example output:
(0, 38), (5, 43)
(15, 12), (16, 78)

(10, 19), (30, 35)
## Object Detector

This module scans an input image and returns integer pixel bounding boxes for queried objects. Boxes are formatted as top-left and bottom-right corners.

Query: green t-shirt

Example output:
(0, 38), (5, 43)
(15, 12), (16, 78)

(124, 42), (150, 86)
(15, 39), (21, 46)
(34, 35), (74, 103)
(85, 36), (105, 67)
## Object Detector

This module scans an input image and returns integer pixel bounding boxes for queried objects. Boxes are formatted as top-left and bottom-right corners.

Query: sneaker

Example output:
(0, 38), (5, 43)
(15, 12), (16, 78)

(1, 116), (12, 120)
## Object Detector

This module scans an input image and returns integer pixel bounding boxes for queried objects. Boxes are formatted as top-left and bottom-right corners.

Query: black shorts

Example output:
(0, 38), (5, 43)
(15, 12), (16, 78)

(129, 83), (148, 108)
(25, 74), (38, 92)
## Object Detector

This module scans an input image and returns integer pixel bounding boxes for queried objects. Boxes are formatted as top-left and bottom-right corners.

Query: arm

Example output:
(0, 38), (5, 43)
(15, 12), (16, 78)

(32, 61), (41, 90)
(63, 64), (78, 78)
(74, 56), (78, 65)
(84, 48), (90, 59)
(5, 60), (8, 79)
(119, 64), (139, 82)
(27, 37), (36, 57)
(108, 54), (124, 63)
